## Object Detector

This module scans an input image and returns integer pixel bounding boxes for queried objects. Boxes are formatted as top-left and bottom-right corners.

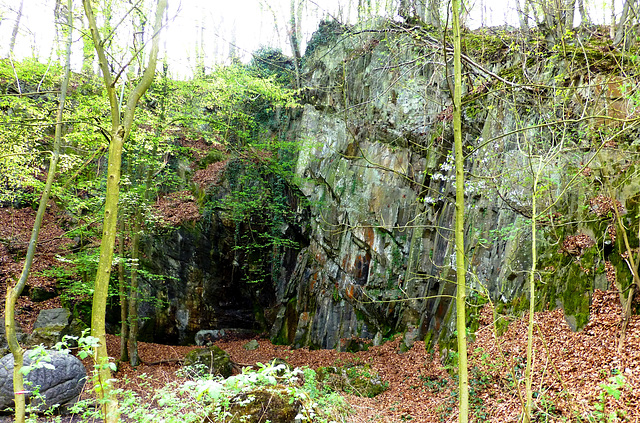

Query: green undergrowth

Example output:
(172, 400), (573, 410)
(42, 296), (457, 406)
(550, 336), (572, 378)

(68, 361), (350, 423)
(316, 358), (388, 398)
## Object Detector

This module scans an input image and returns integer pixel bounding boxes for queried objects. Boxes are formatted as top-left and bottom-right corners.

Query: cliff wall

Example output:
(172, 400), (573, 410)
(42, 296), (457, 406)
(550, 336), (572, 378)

(142, 22), (640, 350)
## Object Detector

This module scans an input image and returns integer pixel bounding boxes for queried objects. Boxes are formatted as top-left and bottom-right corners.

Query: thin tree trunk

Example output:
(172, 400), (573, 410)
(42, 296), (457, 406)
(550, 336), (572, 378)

(452, 0), (468, 419)
(427, 0), (442, 29)
(577, 0), (589, 25)
(289, 0), (302, 89)
(118, 220), (129, 363)
(82, 0), (166, 421)
(614, 0), (637, 46)
(4, 2), (72, 421)
(524, 170), (539, 423)
(611, 0), (617, 38)
(8, 0), (24, 54)
(564, 0), (577, 30)
(128, 213), (142, 366)
(608, 186), (640, 351)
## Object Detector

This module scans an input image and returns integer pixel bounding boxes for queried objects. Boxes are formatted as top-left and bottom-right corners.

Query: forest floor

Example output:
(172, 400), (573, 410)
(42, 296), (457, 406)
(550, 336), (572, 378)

(1, 205), (639, 422)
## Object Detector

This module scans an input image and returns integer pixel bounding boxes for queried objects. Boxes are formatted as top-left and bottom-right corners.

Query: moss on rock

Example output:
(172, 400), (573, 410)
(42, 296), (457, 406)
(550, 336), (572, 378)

(183, 345), (233, 378)
(317, 362), (387, 398)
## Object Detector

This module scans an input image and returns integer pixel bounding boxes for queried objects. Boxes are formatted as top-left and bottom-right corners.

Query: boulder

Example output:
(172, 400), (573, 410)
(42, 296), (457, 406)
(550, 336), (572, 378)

(243, 340), (259, 351)
(317, 363), (387, 398)
(183, 346), (233, 378)
(28, 308), (71, 347)
(195, 329), (226, 346)
(224, 386), (301, 423)
(0, 350), (87, 412)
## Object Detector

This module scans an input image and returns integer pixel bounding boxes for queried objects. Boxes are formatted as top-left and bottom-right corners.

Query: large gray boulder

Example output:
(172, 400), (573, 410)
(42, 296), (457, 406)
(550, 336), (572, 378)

(28, 308), (71, 347)
(0, 350), (87, 412)
(194, 329), (226, 346)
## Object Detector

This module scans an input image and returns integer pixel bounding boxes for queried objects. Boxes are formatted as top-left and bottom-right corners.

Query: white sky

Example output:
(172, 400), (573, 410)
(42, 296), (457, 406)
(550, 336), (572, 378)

(0, 0), (624, 79)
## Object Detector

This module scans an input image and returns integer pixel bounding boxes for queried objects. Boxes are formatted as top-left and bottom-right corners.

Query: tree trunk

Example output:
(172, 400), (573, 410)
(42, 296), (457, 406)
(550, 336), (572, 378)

(118, 220), (129, 363)
(128, 213), (142, 366)
(607, 184), (640, 351)
(577, 0), (589, 25)
(289, 0), (302, 89)
(398, 0), (410, 19)
(82, 0), (167, 420)
(524, 169), (540, 423)
(614, 0), (637, 47)
(8, 0), (24, 54)
(564, 0), (577, 31)
(515, 0), (529, 33)
(452, 0), (469, 420)
(4, 1), (72, 421)
(426, 0), (442, 29)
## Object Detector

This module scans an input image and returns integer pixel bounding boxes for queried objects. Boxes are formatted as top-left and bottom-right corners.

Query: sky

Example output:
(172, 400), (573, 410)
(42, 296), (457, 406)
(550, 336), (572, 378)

(0, 0), (623, 79)
(0, 0), (361, 78)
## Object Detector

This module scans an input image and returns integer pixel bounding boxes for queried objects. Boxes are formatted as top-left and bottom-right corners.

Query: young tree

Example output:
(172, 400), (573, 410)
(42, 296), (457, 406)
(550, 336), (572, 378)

(3, 1), (72, 422)
(8, 0), (24, 54)
(614, 0), (639, 47)
(289, 0), (304, 88)
(452, 0), (469, 420)
(81, 0), (167, 419)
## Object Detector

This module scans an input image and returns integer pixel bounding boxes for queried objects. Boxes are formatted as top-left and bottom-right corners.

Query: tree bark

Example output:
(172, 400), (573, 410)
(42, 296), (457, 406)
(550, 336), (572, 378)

(564, 0), (577, 31)
(614, 0), (637, 47)
(8, 0), (24, 54)
(452, 0), (469, 420)
(524, 167), (540, 423)
(118, 220), (129, 363)
(128, 213), (142, 366)
(4, 1), (72, 421)
(289, 0), (302, 89)
(577, 0), (589, 25)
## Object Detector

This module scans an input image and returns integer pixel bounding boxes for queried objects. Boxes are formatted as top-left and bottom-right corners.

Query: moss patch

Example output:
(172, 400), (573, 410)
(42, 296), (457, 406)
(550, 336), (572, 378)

(317, 361), (388, 398)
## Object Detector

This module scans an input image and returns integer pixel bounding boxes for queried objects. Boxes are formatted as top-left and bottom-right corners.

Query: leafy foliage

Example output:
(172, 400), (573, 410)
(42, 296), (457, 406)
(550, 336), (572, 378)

(68, 361), (349, 423)
(206, 143), (306, 285)
(0, 58), (109, 208)
(150, 64), (298, 148)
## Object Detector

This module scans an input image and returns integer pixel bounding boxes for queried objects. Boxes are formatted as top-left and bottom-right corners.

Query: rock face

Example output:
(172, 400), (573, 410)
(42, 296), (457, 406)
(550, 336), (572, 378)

(0, 350), (86, 412)
(195, 329), (226, 346)
(269, 25), (531, 349)
(265, 24), (640, 349)
(140, 21), (640, 351)
(139, 163), (308, 345)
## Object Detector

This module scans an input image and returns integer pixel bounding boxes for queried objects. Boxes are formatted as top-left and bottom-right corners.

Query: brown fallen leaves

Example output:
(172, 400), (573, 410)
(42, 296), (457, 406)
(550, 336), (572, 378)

(106, 291), (640, 423)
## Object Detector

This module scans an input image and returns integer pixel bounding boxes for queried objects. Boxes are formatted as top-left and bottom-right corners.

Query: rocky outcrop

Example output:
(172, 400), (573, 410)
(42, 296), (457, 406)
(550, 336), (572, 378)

(141, 21), (640, 351)
(139, 160), (309, 345)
